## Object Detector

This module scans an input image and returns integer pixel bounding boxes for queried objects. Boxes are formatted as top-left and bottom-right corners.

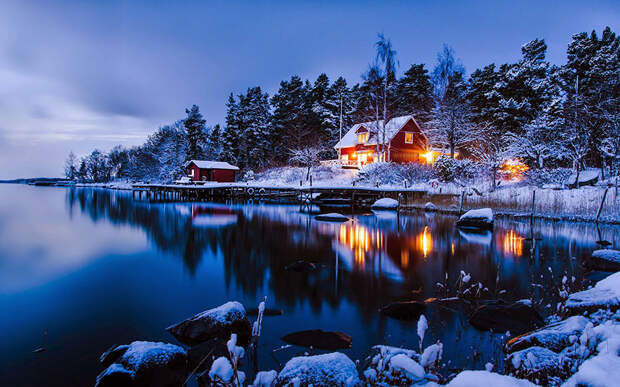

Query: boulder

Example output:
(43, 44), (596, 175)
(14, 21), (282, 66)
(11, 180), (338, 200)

(506, 346), (572, 385)
(456, 208), (493, 230)
(186, 338), (229, 373)
(275, 352), (360, 386)
(371, 198), (399, 210)
(505, 316), (589, 353)
(315, 212), (350, 222)
(446, 370), (537, 387)
(285, 260), (319, 273)
(166, 301), (252, 346)
(424, 202), (438, 211)
(566, 169), (600, 188)
(379, 301), (425, 321)
(469, 300), (544, 335)
(281, 329), (352, 350)
(564, 271), (620, 315)
(585, 249), (620, 272)
(95, 341), (188, 387)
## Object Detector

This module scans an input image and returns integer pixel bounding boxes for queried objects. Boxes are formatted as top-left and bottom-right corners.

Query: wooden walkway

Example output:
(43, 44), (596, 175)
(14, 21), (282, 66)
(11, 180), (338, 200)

(131, 183), (429, 208)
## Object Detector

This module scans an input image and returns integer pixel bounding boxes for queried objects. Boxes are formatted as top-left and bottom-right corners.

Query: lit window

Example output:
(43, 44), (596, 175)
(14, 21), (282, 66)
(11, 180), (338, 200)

(341, 154), (348, 161)
(357, 132), (369, 143)
(189, 169), (194, 176)
(404, 132), (414, 144)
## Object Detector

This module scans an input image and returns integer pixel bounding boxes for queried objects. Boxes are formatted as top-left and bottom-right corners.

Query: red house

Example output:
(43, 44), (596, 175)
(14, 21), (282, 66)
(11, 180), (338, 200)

(334, 115), (431, 168)
(184, 160), (239, 182)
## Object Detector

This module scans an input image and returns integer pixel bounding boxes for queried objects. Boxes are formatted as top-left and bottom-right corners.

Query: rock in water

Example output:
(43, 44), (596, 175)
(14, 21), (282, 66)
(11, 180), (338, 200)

(166, 301), (251, 346)
(506, 346), (572, 385)
(456, 208), (493, 230)
(564, 271), (620, 315)
(281, 329), (352, 350)
(95, 341), (188, 387)
(585, 249), (620, 272)
(315, 213), (350, 222)
(371, 198), (399, 210)
(275, 352), (360, 386)
(379, 301), (425, 321)
(505, 316), (590, 353)
(469, 300), (543, 335)
(285, 260), (319, 272)
(424, 202), (438, 211)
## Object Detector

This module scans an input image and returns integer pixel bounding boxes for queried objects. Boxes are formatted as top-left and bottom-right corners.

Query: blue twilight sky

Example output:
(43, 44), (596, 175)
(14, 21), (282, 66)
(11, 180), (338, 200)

(0, 0), (618, 178)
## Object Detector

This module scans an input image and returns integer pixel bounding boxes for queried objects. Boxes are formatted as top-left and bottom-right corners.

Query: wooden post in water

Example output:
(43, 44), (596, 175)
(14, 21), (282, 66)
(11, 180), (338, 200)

(596, 188), (609, 223)
(530, 189), (536, 221)
(459, 190), (466, 215)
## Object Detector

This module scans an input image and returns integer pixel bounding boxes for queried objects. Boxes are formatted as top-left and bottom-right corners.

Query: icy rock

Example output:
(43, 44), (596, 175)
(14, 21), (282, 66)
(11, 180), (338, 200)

(456, 208), (494, 230)
(425, 202), (438, 211)
(469, 300), (544, 335)
(505, 315), (590, 353)
(100, 344), (130, 367)
(275, 352), (360, 386)
(95, 341), (188, 387)
(314, 212), (350, 222)
(585, 249), (620, 272)
(371, 198), (399, 210)
(281, 329), (352, 350)
(446, 370), (537, 387)
(565, 272), (620, 315)
(166, 301), (252, 346)
(252, 370), (278, 387)
(379, 300), (425, 321)
(506, 346), (572, 385)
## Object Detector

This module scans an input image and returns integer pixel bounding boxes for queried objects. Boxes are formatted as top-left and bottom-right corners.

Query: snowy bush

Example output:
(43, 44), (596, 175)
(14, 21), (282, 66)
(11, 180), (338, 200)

(433, 156), (458, 182)
(524, 168), (572, 187)
(355, 162), (435, 186)
(241, 170), (255, 182)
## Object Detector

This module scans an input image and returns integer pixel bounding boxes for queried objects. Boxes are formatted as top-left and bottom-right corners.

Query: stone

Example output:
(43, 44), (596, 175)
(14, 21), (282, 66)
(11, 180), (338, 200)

(505, 316), (589, 353)
(506, 346), (572, 385)
(456, 208), (493, 230)
(585, 249), (620, 272)
(469, 300), (544, 335)
(379, 301), (425, 321)
(275, 352), (360, 386)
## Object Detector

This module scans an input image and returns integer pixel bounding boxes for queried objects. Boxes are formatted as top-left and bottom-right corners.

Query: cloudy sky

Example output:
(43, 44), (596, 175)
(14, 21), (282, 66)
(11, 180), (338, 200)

(0, 0), (618, 179)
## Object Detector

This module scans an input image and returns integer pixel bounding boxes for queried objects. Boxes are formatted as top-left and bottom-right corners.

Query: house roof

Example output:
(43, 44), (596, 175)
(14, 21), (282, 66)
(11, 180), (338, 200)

(333, 115), (421, 149)
(184, 160), (240, 170)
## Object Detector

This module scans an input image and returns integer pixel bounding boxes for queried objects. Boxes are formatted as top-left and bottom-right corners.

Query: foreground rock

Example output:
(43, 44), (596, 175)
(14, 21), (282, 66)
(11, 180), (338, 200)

(506, 346), (572, 385)
(505, 315), (589, 353)
(284, 260), (320, 272)
(95, 341), (188, 387)
(314, 212), (350, 222)
(456, 208), (493, 230)
(371, 198), (399, 210)
(363, 345), (439, 386)
(379, 301), (425, 321)
(564, 271), (620, 315)
(446, 370), (537, 386)
(275, 352), (360, 386)
(585, 249), (620, 272)
(281, 329), (352, 350)
(469, 300), (543, 335)
(166, 301), (251, 346)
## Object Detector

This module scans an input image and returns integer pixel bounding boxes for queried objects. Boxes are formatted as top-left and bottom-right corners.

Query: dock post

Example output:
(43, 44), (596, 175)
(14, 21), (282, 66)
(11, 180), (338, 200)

(530, 189), (536, 221)
(459, 190), (465, 215)
(596, 188), (609, 223)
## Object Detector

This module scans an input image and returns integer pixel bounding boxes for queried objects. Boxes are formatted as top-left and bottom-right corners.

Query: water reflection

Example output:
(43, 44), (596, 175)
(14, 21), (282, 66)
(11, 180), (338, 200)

(502, 230), (524, 257)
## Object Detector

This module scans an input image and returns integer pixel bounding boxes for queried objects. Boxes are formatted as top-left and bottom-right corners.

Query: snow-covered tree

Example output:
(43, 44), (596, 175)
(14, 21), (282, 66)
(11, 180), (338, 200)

(64, 151), (78, 180)
(395, 64), (434, 124)
(289, 144), (327, 181)
(184, 104), (207, 161)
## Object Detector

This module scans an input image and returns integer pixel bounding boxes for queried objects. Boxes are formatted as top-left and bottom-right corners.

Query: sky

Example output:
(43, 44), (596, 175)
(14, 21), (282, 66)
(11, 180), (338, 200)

(0, 0), (618, 179)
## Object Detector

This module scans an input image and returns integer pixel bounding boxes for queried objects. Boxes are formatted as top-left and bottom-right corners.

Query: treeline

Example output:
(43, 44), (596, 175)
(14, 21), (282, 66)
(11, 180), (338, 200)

(66, 27), (619, 183)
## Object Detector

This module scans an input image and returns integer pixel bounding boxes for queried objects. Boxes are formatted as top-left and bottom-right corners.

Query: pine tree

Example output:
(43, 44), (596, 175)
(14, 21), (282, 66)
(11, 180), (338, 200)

(270, 76), (311, 160)
(395, 64), (434, 123)
(324, 77), (355, 151)
(221, 94), (241, 164)
(64, 151), (78, 180)
(184, 104), (207, 161)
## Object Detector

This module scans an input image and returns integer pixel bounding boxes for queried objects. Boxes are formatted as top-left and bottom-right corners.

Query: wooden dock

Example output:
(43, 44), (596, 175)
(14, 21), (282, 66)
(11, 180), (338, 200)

(131, 183), (429, 208)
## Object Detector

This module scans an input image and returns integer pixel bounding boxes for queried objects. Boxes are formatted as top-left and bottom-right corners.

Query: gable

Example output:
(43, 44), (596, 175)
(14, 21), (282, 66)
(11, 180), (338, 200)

(334, 115), (423, 149)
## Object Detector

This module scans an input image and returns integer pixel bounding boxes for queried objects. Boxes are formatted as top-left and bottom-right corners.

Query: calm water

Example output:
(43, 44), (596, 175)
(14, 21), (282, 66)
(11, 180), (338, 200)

(0, 184), (618, 386)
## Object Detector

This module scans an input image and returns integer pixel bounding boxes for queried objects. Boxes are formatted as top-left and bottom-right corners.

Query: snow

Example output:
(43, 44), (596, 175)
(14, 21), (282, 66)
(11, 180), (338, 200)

(420, 342), (443, 368)
(506, 315), (590, 353)
(314, 212), (350, 222)
(389, 353), (425, 380)
(459, 208), (494, 223)
(592, 249), (620, 265)
(119, 341), (186, 371)
(566, 169), (600, 186)
(417, 315), (428, 346)
(209, 357), (234, 384)
(251, 370), (277, 387)
(276, 352), (360, 386)
(184, 160), (240, 170)
(194, 301), (247, 323)
(333, 115), (417, 149)
(446, 371), (538, 387)
(565, 272), (620, 313)
(371, 197), (399, 209)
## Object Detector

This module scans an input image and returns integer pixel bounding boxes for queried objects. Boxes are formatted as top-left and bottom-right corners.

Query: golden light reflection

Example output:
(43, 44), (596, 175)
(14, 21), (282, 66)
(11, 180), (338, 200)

(400, 249), (409, 268)
(417, 226), (433, 258)
(339, 224), (372, 267)
(500, 158), (529, 181)
(503, 230), (524, 256)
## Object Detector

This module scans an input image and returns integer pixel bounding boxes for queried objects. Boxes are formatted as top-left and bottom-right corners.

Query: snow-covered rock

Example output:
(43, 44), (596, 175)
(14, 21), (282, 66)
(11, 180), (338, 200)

(166, 301), (252, 346)
(314, 212), (350, 222)
(251, 370), (277, 387)
(389, 353), (425, 380)
(420, 342), (443, 368)
(586, 249), (620, 272)
(456, 208), (494, 230)
(424, 201), (438, 211)
(275, 352), (360, 386)
(506, 346), (571, 385)
(565, 272), (620, 315)
(566, 169), (600, 188)
(280, 329), (352, 350)
(469, 300), (544, 335)
(446, 370), (537, 386)
(505, 316), (590, 353)
(95, 341), (188, 387)
(371, 197), (399, 210)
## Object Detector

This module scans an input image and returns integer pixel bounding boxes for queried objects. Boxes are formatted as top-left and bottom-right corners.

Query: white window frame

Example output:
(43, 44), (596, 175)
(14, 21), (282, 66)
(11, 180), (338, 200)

(404, 131), (414, 144)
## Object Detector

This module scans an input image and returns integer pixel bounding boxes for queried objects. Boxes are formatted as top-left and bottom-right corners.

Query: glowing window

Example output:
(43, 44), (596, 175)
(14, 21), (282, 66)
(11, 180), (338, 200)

(404, 132), (414, 144)
(341, 154), (348, 161)
(189, 168), (194, 176)
(357, 132), (369, 143)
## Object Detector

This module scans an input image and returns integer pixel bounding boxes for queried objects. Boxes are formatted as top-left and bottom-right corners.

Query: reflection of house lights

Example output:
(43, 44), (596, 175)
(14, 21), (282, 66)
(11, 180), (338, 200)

(503, 230), (523, 256)
(415, 226), (433, 258)
(339, 224), (370, 267)
(401, 249), (409, 268)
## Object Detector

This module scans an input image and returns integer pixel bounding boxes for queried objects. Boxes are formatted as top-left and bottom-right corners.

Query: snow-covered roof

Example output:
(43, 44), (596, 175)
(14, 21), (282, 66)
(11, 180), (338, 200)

(184, 160), (239, 170)
(333, 115), (420, 149)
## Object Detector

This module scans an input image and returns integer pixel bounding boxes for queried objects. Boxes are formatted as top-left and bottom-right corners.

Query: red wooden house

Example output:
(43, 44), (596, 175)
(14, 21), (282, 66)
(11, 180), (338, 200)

(184, 160), (239, 182)
(333, 115), (431, 168)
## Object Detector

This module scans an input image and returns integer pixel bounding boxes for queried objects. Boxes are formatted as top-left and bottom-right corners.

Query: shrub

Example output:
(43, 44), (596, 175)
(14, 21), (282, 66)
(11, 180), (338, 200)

(524, 168), (572, 187)
(433, 156), (458, 182)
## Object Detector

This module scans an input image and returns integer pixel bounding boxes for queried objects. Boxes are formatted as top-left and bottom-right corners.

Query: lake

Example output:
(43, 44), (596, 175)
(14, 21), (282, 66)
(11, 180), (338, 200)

(0, 184), (617, 386)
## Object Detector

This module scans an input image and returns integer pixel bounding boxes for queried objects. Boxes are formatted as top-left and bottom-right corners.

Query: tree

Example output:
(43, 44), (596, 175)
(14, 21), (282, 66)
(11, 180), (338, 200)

(108, 145), (130, 179)
(324, 77), (355, 153)
(470, 124), (511, 190)
(271, 76), (312, 161)
(64, 151), (78, 180)
(184, 104), (207, 161)
(395, 64), (434, 123)
(221, 94), (241, 164)
(289, 144), (327, 181)
(431, 45), (465, 102)
(205, 124), (223, 160)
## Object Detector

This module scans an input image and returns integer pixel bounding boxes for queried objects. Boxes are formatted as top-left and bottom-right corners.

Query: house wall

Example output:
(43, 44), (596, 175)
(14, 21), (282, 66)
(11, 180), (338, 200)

(389, 119), (427, 163)
(186, 163), (236, 182)
(211, 169), (236, 182)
